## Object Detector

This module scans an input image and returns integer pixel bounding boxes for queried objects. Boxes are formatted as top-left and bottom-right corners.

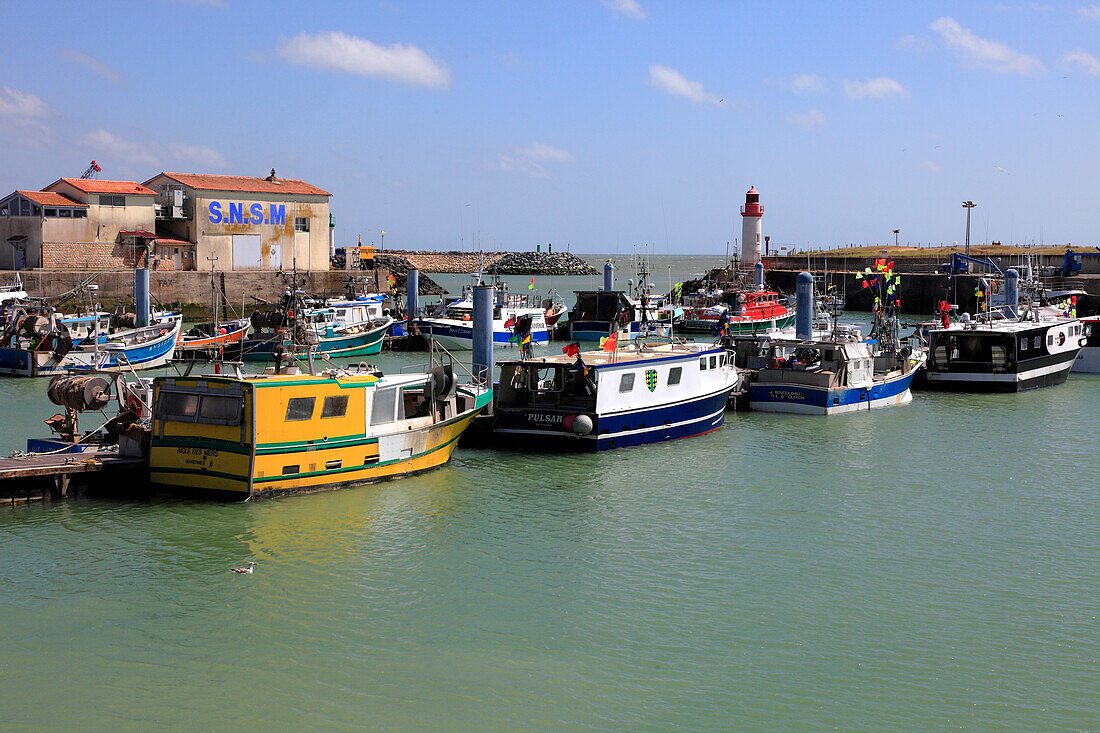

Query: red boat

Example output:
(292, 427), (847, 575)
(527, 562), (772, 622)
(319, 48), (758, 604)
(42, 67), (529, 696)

(176, 318), (251, 351)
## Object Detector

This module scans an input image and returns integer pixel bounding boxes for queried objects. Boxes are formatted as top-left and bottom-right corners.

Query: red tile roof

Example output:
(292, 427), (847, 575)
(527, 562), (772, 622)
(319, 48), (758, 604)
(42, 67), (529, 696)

(149, 172), (330, 197)
(48, 178), (156, 196)
(15, 190), (87, 208)
(153, 237), (194, 246)
(118, 230), (157, 238)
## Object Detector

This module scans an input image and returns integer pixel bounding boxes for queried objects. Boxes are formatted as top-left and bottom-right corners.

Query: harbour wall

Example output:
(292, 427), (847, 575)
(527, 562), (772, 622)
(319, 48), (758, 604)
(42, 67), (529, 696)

(2, 267), (446, 310)
(764, 269), (1100, 316)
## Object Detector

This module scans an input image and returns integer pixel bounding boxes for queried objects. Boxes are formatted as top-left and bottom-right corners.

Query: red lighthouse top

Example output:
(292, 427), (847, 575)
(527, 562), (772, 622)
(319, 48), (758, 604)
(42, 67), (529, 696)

(741, 186), (763, 217)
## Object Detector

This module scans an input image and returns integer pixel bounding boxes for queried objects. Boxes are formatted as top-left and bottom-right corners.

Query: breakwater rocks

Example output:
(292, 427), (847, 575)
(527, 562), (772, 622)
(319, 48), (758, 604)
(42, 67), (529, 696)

(372, 254), (446, 295)
(386, 250), (598, 276)
(491, 252), (598, 275)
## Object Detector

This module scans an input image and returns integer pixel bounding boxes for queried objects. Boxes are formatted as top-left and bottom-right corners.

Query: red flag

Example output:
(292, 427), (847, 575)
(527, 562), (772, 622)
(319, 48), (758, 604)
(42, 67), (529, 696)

(503, 316), (516, 328)
(562, 342), (579, 357)
(600, 332), (617, 352)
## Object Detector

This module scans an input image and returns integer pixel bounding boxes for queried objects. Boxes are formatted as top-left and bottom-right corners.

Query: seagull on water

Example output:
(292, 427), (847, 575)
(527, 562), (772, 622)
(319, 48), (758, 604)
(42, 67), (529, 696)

(231, 561), (257, 574)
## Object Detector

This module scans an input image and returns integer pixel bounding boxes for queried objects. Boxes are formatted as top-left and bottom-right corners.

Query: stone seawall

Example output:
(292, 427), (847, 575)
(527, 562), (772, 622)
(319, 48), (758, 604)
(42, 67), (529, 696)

(0, 267), (449, 308)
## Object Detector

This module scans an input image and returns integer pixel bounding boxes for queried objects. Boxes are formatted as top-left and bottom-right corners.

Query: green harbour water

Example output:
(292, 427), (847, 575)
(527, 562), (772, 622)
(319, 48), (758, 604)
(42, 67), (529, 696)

(0, 255), (1097, 729)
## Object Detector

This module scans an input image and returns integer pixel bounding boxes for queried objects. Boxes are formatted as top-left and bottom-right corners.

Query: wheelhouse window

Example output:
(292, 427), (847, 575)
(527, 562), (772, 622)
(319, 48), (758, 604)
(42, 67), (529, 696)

(163, 392), (199, 421)
(321, 395), (349, 418)
(667, 367), (682, 385)
(370, 387), (398, 425)
(619, 373), (635, 392)
(709, 355), (717, 369)
(160, 391), (241, 426)
(285, 397), (315, 421)
(699, 357), (707, 370)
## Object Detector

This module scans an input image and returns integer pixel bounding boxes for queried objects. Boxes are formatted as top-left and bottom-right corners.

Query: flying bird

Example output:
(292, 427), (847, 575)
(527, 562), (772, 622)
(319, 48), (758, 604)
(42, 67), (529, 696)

(996, 166), (1008, 174)
(231, 562), (257, 574)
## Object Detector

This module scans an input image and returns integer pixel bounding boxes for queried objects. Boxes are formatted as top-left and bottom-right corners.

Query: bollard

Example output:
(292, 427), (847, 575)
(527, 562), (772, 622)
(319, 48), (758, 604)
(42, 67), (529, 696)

(472, 285), (494, 385)
(134, 266), (150, 327)
(407, 269), (419, 322)
(1004, 268), (1018, 319)
(795, 272), (814, 341)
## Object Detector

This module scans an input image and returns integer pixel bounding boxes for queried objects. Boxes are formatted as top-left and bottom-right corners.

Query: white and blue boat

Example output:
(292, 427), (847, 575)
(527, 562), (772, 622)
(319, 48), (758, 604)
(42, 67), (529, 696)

(747, 335), (922, 414)
(417, 296), (548, 351)
(490, 341), (739, 451)
(65, 318), (182, 373)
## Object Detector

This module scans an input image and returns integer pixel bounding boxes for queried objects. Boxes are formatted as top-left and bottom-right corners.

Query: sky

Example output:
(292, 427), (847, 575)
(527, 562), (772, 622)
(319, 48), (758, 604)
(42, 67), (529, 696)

(2, 0), (1099, 254)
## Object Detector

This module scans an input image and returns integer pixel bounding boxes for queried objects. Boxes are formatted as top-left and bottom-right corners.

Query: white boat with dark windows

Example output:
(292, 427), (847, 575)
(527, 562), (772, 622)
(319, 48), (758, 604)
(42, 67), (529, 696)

(920, 268), (1084, 392)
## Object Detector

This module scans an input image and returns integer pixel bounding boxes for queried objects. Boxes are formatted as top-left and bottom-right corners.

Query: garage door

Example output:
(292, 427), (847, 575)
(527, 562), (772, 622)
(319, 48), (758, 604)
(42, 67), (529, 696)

(231, 234), (262, 270)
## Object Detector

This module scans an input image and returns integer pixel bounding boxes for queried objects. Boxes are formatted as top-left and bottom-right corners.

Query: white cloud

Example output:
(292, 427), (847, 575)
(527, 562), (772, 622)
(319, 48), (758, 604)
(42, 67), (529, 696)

(494, 142), (573, 179)
(920, 160), (939, 173)
(602, 0), (645, 19)
(276, 31), (451, 88)
(167, 143), (228, 168)
(0, 86), (52, 119)
(930, 17), (1044, 75)
(1078, 5), (1100, 19)
(84, 129), (227, 169)
(788, 109), (825, 130)
(787, 74), (825, 93)
(844, 77), (907, 100)
(59, 49), (124, 85)
(649, 65), (721, 104)
(1064, 50), (1100, 75)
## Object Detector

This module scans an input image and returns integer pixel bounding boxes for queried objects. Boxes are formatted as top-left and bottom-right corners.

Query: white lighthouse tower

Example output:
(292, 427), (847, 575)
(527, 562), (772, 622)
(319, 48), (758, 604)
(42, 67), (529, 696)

(740, 186), (763, 267)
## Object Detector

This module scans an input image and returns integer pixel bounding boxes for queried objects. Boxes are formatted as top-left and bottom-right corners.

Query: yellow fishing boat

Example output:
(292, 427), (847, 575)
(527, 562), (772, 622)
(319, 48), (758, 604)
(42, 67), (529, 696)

(148, 365), (491, 499)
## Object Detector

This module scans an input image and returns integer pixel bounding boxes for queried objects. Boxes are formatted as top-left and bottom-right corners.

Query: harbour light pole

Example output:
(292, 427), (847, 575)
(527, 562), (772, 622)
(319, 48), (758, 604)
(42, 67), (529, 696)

(962, 201), (976, 257)
(380, 229), (386, 251)
(893, 229), (900, 248)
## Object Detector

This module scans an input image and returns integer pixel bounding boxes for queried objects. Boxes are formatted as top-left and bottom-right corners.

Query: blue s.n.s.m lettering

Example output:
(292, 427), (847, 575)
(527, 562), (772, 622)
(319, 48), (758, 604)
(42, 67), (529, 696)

(250, 203), (264, 225)
(269, 204), (285, 226)
(208, 201), (222, 224)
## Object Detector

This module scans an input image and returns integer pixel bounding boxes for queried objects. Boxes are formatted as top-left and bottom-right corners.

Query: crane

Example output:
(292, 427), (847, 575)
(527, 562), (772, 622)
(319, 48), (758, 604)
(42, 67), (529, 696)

(79, 160), (101, 179)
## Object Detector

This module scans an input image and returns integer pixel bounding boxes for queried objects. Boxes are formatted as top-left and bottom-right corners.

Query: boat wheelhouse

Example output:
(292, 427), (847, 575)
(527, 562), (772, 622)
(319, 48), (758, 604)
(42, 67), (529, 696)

(567, 290), (641, 343)
(490, 341), (739, 451)
(149, 366), (492, 499)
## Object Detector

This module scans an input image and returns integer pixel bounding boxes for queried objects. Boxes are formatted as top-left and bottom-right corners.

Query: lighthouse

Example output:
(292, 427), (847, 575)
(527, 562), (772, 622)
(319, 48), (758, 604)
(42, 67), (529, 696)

(740, 186), (763, 267)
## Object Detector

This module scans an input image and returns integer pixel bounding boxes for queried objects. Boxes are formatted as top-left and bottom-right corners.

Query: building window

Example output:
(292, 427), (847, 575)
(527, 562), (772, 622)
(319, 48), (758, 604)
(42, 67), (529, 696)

(285, 397), (315, 421)
(99, 194), (125, 207)
(294, 217), (310, 232)
(73, 209), (86, 218)
(667, 367), (682, 385)
(44, 208), (57, 217)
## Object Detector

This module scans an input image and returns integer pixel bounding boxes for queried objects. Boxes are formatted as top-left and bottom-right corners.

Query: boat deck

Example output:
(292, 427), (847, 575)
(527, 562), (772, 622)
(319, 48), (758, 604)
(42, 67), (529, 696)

(506, 341), (716, 366)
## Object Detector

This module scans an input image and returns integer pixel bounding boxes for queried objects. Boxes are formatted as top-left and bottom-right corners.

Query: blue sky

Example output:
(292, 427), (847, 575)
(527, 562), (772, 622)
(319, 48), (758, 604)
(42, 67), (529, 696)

(2, 1), (1099, 254)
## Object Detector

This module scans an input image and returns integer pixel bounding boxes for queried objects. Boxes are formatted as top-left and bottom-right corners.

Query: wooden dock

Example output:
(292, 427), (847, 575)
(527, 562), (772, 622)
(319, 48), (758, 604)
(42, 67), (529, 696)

(0, 451), (146, 506)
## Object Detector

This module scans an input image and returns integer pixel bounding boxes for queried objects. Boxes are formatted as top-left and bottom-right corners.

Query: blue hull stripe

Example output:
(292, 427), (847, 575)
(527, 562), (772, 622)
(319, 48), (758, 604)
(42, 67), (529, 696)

(749, 370), (917, 413)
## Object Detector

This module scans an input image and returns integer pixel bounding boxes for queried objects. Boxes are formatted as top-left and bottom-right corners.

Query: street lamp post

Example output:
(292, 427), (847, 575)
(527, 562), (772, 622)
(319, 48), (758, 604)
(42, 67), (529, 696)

(962, 201), (976, 258)
(380, 229), (386, 251)
(893, 229), (900, 248)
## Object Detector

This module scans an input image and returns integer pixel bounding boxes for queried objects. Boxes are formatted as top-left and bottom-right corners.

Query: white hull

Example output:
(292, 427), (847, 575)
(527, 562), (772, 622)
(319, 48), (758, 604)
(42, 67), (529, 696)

(1072, 346), (1100, 373)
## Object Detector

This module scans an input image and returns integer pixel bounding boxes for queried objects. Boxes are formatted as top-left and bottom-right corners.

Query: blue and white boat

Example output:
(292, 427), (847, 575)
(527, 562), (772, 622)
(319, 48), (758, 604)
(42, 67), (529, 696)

(416, 296), (548, 351)
(747, 333), (923, 414)
(65, 317), (182, 373)
(490, 341), (739, 451)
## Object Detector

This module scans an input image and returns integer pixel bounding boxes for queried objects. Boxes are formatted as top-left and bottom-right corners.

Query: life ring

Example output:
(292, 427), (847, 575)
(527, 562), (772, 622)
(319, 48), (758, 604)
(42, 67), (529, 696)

(463, 314), (471, 322)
